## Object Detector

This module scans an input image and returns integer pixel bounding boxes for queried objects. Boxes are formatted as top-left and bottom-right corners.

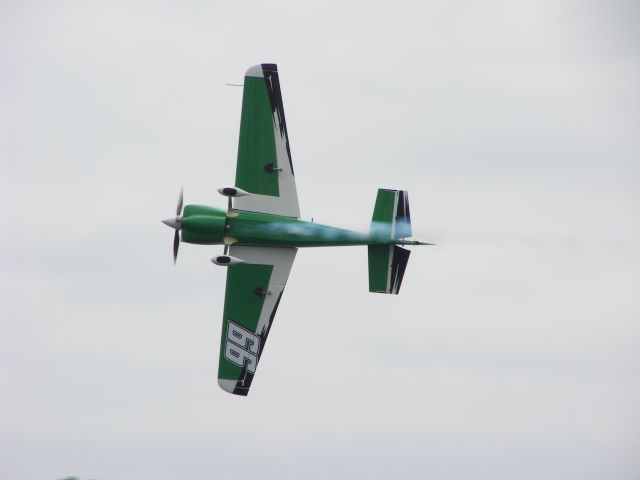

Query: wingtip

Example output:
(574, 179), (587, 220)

(245, 64), (264, 77)
(218, 378), (249, 396)
(246, 63), (278, 78)
(218, 379), (237, 394)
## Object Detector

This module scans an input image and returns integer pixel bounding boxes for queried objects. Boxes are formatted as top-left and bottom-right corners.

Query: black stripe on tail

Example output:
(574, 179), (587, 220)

(395, 190), (412, 239)
(390, 245), (411, 294)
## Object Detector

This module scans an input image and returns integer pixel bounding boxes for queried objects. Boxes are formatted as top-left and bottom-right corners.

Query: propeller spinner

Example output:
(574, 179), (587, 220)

(162, 188), (183, 263)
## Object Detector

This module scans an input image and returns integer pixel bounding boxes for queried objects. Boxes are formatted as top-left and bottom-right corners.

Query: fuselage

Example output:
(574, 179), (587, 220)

(180, 204), (395, 248)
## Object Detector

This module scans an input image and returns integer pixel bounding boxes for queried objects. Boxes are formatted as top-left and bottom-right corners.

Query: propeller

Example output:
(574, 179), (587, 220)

(162, 187), (183, 263)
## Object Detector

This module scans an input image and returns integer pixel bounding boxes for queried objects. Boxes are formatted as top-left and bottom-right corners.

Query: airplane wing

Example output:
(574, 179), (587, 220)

(217, 246), (297, 395)
(233, 64), (300, 218)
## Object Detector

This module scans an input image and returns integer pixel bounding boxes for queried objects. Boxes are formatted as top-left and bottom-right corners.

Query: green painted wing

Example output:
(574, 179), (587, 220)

(233, 64), (300, 218)
(218, 246), (297, 395)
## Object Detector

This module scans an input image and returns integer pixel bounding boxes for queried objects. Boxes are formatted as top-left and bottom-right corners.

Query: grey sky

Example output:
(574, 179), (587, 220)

(1, 1), (639, 479)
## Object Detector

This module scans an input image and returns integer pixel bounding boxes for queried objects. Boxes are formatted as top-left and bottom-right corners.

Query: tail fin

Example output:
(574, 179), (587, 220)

(368, 244), (410, 294)
(368, 189), (412, 294)
(369, 189), (411, 241)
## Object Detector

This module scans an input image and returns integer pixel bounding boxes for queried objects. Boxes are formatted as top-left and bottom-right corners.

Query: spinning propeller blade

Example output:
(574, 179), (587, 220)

(162, 187), (184, 263)
(176, 187), (183, 216)
(173, 230), (180, 263)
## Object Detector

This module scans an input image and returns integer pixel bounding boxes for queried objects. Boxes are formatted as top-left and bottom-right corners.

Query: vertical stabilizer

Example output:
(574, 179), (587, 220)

(368, 189), (413, 294)
(370, 189), (412, 241)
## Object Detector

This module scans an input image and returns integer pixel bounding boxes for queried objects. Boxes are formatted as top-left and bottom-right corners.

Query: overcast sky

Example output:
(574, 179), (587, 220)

(1, 1), (639, 479)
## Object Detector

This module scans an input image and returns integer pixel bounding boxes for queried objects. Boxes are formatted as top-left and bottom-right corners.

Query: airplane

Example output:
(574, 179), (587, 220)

(162, 64), (430, 396)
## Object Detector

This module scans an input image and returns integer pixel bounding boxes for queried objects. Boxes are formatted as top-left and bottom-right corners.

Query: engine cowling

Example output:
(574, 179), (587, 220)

(211, 255), (246, 266)
(180, 205), (226, 245)
(217, 186), (251, 197)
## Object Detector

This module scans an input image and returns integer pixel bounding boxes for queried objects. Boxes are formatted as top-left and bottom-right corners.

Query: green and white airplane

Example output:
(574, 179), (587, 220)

(163, 64), (429, 396)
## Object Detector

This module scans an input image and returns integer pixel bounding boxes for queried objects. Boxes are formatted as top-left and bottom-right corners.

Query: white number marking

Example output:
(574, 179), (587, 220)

(224, 321), (261, 373)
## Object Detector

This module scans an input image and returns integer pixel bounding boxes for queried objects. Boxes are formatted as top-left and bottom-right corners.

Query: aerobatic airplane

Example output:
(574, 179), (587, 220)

(162, 64), (429, 396)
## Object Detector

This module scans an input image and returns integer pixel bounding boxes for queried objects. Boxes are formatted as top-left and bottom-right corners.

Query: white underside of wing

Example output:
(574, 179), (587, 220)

(228, 246), (297, 336)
